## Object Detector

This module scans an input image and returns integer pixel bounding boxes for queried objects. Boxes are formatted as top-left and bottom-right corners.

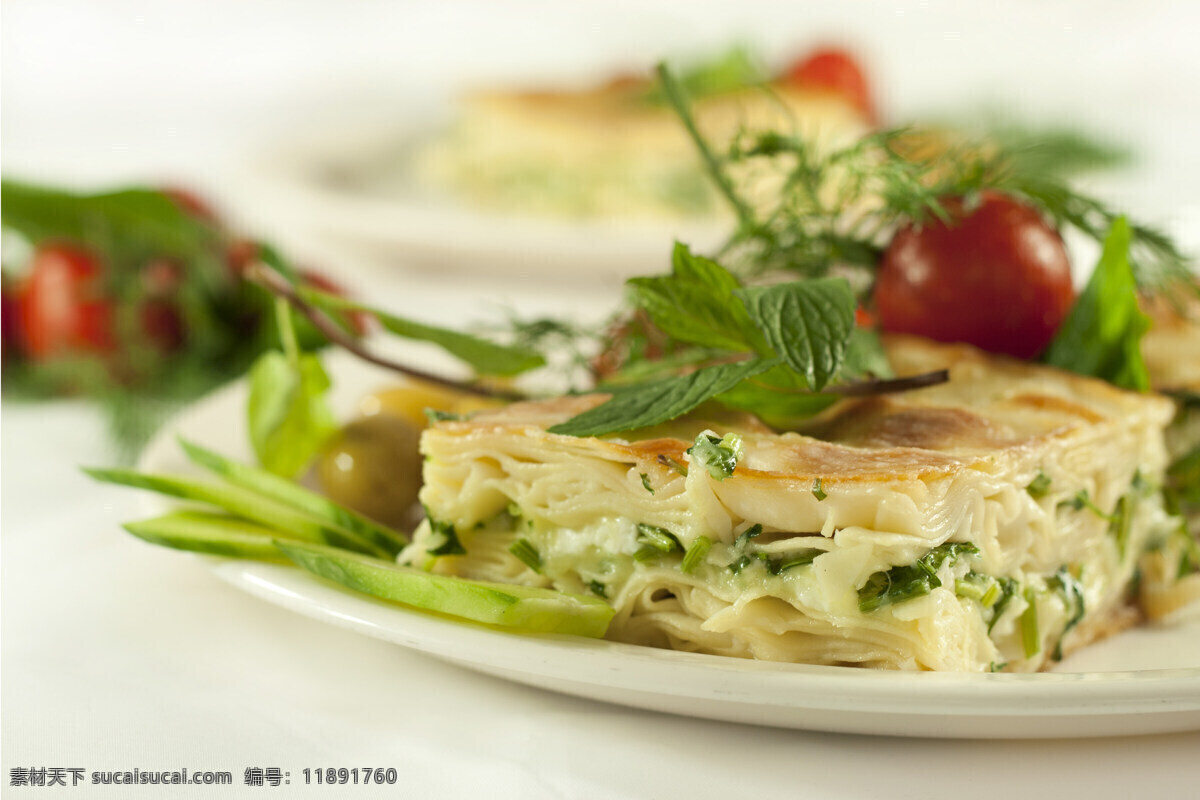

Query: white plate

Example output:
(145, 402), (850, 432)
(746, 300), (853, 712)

(237, 99), (723, 280)
(139, 350), (1200, 739)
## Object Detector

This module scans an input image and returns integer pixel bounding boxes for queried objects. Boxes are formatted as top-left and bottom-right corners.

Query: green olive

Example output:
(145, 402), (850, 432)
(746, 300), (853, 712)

(317, 415), (424, 530)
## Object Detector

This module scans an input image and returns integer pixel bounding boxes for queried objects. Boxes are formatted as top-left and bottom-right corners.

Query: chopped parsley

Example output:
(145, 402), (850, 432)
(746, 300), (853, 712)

(426, 515), (466, 557)
(1048, 566), (1085, 661)
(633, 523), (682, 561)
(687, 431), (744, 481)
(681, 536), (712, 574)
(1026, 470), (1052, 499)
(858, 542), (980, 613)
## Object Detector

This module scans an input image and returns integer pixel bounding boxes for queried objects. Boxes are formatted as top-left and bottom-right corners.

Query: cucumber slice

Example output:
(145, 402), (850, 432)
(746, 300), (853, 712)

(124, 510), (288, 561)
(178, 438), (407, 555)
(84, 467), (389, 558)
(275, 540), (615, 638)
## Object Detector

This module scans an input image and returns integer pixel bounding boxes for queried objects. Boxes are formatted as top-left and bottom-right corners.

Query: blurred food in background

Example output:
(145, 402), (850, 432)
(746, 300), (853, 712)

(0, 181), (355, 452)
(410, 46), (873, 220)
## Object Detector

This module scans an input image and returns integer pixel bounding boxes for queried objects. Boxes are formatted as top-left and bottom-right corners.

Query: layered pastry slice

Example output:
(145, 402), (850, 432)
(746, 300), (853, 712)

(400, 336), (1179, 672)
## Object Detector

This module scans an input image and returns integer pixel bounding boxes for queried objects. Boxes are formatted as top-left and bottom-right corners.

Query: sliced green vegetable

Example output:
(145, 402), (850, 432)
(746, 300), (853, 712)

(1020, 586), (1041, 659)
(123, 510), (289, 561)
(83, 467), (388, 558)
(276, 540), (614, 637)
(178, 438), (407, 555)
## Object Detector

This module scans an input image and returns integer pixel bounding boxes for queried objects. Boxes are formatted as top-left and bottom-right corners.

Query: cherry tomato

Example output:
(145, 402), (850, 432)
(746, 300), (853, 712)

(138, 299), (185, 353)
(784, 47), (876, 123)
(874, 192), (1075, 360)
(17, 243), (115, 359)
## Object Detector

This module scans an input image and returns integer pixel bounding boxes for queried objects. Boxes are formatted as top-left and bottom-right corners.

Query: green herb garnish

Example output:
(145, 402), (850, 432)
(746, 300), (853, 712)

(1043, 218), (1151, 390)
(1020, 586), (1041, 659)
(509, 538), (543, 573)
(1048, 566), (1085, 661)
(548, 243), (860, 437)
(687, 431), (744, 481)
(656, 63), (1192, 291)
(681, 536), (712, 574)
(1026, 470), (1053, 499)
(633, 523), (683, 561)
(858, 542), (979, 613)
(427, 515), (466, 557)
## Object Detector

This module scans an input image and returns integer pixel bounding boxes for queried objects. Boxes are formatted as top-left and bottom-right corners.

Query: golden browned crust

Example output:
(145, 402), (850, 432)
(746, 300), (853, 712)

(434, 336), (1174, 487)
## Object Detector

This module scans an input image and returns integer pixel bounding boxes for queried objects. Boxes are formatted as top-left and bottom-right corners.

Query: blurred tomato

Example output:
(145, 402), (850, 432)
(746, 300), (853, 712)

(874, 192), (1075, 359)
(784, 47), (875, 123)
(18, 243), (115, 358)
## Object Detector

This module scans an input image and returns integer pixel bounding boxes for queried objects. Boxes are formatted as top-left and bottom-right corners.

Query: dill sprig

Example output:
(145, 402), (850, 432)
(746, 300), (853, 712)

(655, 62), (1193, 293)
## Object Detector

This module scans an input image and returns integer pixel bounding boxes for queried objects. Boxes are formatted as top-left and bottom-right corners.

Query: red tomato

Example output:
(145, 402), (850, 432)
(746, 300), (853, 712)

(138, 299), (185, 353)
(18, 243), (115, 358)
(874, 192), (1075, 360)
(784, 47), (876, 123)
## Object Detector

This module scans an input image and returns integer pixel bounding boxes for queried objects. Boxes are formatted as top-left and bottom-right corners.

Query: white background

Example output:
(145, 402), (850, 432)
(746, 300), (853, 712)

(4, 2), (1200, 797)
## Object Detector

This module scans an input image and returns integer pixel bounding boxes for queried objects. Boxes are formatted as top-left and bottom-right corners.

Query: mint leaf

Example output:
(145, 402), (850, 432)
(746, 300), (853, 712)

(627, 243), (768, 353)
(299, 287), (545, 377)
(734, 278), (855, 391)
(247, 351), (337, 477)
(548, 357), (777, 437)
(842, 327), (894, 380)
(715, 362), (839, 428)
(1043, 217), (1150, 390)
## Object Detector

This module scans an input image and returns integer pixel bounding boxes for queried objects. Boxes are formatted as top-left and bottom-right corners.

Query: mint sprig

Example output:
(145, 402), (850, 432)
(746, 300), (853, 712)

(550, 243), (859, 437)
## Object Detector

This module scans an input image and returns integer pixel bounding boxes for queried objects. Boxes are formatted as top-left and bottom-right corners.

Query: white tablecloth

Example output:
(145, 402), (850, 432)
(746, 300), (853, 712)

(5, 2), (1200, 797)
